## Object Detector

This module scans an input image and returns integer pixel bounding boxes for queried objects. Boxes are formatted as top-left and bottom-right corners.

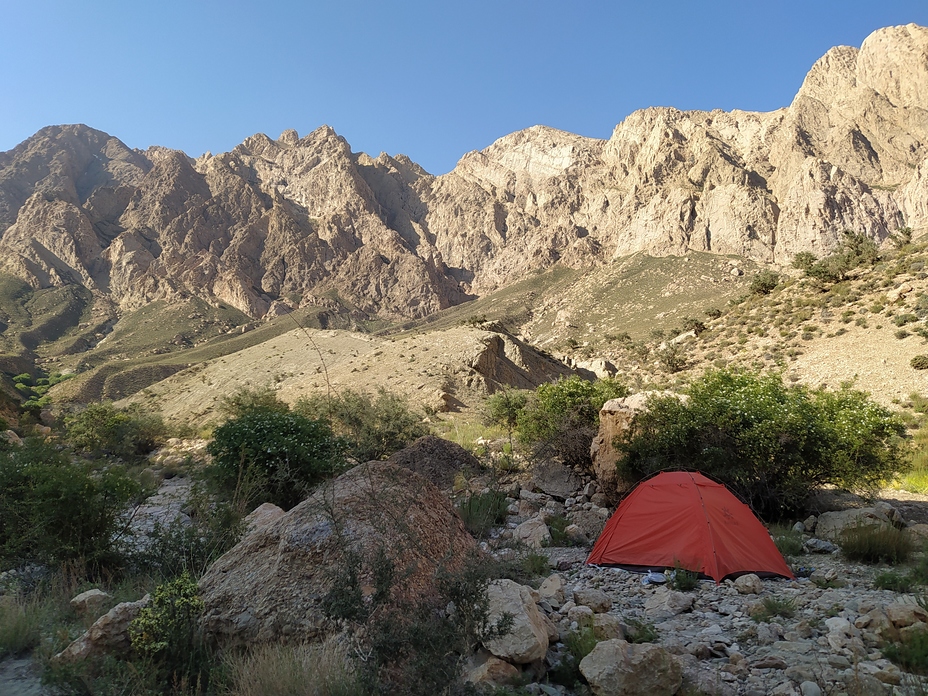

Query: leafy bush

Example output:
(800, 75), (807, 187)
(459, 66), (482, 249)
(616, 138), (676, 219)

(65, 402), (166, 458)
(750, 270), (780, 295)
(129, 572), (213, 690)
(518, 376), (629, 468)
(322, 548), (512, 696)
(840, 523), (912, 565)
(681, 316), (707, 336)
(296, 388), (427, 462)
(751, 596), (797, 622)
(883, 629), (928, 674)
(547, 514), (576, 547)
(624, 617), (659, 643)
(667, 563), (699, 591)
(616, 369), (907, 519)
(550, 626), (599, 687)
(0, 439), (142, 569)
(799, 230), (881, 284)
(219, 385), (289, 418)
(485, 388), (529, 451)
(130, 485), (244, 580)
(456, 491), (508, 537)
(657, 343), (687, 373)
(207, 408), (346, 509)
(912, 355), (928, 370)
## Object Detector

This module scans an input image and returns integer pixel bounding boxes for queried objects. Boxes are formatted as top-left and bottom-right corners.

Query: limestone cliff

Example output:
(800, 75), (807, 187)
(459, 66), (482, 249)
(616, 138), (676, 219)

(0, 24), (925, 318)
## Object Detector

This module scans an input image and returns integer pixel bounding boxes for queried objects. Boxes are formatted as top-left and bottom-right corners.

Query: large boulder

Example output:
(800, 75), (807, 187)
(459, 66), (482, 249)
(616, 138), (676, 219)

(386, 435), (481, 489)
(199, 462), (477, 645)
(531, 460), (582, 500)
(482, 579), (549, 664)
(814, 508), (896, 543)
(579, 639), (683, 695)
(590, 392), (681, 497)
(52, 595), (150, 664)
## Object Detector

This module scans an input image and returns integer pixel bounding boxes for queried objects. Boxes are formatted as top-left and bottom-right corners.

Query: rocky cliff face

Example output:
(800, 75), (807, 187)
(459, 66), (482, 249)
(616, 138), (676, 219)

(1, 24), (926, 318)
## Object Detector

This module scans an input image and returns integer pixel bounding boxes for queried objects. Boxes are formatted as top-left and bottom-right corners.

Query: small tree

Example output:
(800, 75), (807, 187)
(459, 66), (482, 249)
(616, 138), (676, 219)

(207, 409), (346, 510)
(485, 388), (528, 453)
(518, 376), (628, 468)
(616, 370), (906, 519)
(65, 402), (166, 458)
(0, 439), (141, 569)
(750, 270), (780, 295)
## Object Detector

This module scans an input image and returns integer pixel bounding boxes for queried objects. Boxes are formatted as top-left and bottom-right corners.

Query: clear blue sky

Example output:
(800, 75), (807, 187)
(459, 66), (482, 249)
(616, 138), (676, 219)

(2, 1), (926, 174)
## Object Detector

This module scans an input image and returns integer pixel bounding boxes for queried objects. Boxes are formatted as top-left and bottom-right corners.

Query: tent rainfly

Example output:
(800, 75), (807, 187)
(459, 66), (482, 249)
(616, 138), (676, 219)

(586, 471), (794, 583)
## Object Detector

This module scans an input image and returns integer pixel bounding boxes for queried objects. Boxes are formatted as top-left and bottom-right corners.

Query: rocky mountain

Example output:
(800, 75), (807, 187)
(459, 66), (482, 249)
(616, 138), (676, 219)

(0, 24), (926, 321)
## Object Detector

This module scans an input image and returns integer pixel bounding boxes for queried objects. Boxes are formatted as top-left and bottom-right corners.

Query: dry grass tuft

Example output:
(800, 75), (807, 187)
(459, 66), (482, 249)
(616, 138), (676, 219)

(223, 636), (364, 696)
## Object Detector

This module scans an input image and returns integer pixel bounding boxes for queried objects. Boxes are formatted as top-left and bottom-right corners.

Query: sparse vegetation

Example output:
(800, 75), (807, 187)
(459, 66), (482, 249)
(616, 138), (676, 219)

(771, 525), (805, 557)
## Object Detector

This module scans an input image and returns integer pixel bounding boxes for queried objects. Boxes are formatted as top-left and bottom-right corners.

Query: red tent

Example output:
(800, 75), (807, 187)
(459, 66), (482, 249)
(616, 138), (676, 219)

(586, 471), (794, 583)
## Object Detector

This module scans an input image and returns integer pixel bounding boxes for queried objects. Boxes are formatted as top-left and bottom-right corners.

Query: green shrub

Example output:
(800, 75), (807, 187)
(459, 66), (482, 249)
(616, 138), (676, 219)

(874, 570), (915, 592)
(65, 402), (166, 458)
(750, 270), (780, 295)
(0, 439), (142, 569)
(616, 369), (906, 519)
(322, 548), (512, 696)
(667, 563), (699, 591)
(681, 316), (707, 336)
(657, 343), (687, 373)
(550, 627), (599, 687)
(752, 596), (797, 622)
(129, 572), (213, 690)
(883, 629), (928, 674)
(296, 388), (427, 462)
(840, 523), (912, 565)
(456, 491), (508, 537)
(207, 409), (346, 510)
(912, 355), (928, 370)
(521, 552), (551, 578)
(485, 388), (529, 452)
(547, 514), (576, 547)
(801, 231), (881, 284)
(792, 251), (817, 273)
(518, 376), (629, 468)
(625, 617), (659, 643)
(130, 485), (244, 580)
(219, 385), (290, 418)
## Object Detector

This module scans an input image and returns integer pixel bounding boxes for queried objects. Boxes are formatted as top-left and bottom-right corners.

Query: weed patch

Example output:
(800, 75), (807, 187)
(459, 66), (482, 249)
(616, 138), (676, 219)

(841, 524), (912, 565)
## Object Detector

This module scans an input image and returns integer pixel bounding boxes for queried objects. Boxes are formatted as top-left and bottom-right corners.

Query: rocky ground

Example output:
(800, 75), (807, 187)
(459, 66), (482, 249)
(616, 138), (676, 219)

(7, 438), (928, 696)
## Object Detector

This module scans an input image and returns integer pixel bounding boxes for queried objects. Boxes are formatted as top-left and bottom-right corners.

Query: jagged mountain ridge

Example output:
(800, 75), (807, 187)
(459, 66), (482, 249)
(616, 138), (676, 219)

(1, 23), (926, 321)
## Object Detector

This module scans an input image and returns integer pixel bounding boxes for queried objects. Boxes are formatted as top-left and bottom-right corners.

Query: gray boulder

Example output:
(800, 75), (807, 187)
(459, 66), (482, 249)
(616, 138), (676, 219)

(580, 638), (683, 695)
